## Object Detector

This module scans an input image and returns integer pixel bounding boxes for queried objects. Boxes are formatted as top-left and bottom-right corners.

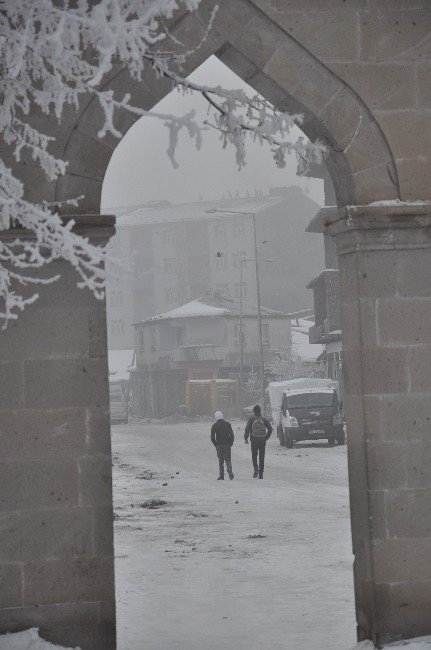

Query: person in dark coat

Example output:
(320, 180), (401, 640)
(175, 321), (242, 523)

(211, 411), (234, 480)
(244, 404), (272, 479)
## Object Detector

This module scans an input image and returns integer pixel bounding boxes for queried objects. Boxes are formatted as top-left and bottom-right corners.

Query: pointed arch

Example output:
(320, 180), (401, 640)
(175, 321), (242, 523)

(54, 0), (398, 213)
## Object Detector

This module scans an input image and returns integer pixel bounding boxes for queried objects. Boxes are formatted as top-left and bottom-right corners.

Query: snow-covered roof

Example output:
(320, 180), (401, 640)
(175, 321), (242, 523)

(306, 268), (339, 290)
(269, 378), (337, 391)
(268, 378), (338, 412)
(291, 318), (323, 361)
(367, 199), (431, 207)
(188, 379), (237, 383)
(108, 349), (134, 373)
(105, 196), (286, 227)
(155, 300), (228, 319)
(306, 206), (337, 233)
(282, 387), (336, 396)
(136, 295), (288, 324)
(108, 349), (134, 382)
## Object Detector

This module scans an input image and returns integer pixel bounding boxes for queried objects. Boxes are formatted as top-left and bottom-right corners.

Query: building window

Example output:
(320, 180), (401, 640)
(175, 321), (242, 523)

(163, 258), (177, 273)
(173, 326), (184, 346)
(234, 324), (245, 344)
(110, 289), (123, 307)
(215, 284), (229, 297)
(234, 282), (248, 299)
(150, 327), (156, 349)
(138, 330), (144, 351)
(162, 229), (177, 244)
(110, 320), (124, 336)
(232, 252), (247, 269)
(214, 225), (226, 240)
(262, 323), (270, 344)
(215, 254), (227, 270)
(232, 223), (246, 238)
(165, 287), (178, 302)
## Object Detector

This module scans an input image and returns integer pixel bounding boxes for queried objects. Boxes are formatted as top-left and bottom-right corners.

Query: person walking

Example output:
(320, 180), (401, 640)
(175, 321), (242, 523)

(211, 411), (234, 480)
(244, 404), (272, 479)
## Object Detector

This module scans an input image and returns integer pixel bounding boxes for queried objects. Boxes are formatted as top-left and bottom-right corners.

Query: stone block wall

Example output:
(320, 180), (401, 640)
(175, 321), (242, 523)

(0, 217), (116, 649)
(251, 0), (431, 202)
(328, 205), (431, 645)
(54, 0), (425, 213)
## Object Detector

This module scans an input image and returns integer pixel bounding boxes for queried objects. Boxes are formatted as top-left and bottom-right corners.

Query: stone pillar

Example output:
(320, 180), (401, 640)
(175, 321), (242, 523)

(326, 204), (431, 646)
(0, 216), (116, 649)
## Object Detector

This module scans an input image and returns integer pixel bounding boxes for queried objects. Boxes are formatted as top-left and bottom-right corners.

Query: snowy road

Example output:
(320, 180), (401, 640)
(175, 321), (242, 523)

(112, 420), (356, 650)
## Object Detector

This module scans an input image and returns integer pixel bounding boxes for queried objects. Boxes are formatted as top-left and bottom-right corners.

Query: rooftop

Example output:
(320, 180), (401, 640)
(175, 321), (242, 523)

(305, 206), (337, 233)
(104, 186), (317, 228)
(291, 318), (324, 361)
(107, 348), (135, 382)
(134, 294), (289, 324)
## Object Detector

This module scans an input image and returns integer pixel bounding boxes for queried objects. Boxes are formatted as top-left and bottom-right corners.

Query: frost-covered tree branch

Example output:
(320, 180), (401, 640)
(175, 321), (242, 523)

(0, 160), (107, 324)
(145, 58), (325, 171)
(0, 0), (325, 323)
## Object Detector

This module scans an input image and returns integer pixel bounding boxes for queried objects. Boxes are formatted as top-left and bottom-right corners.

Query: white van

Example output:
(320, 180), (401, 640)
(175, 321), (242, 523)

(269, 378), (345, 447)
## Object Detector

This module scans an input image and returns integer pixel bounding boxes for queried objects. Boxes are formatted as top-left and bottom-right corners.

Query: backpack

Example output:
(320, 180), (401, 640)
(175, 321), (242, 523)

(251, 416), (266, 438)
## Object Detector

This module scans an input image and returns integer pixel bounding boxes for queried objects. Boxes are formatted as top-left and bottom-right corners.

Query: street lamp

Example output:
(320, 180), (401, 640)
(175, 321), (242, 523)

(206, 207), (269, 413)
(239, 257), (273, 412)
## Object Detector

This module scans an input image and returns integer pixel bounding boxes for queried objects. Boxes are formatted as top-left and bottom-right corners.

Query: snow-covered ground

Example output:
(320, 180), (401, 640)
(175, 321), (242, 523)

(112, 419), (356, 650)
(3, 422), (431, 649)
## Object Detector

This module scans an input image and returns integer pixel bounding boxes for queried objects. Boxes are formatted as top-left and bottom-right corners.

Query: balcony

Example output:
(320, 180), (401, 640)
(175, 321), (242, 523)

(171, 344), (226, 365)
(307, 269), (341, 344)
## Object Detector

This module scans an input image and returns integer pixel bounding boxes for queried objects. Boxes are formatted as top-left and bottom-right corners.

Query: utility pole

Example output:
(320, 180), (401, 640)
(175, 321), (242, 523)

(239, 258), (244, 411)
(239, 255), (272, 413)
(206, 207), (271, 415)
(252, 212), (266, 415)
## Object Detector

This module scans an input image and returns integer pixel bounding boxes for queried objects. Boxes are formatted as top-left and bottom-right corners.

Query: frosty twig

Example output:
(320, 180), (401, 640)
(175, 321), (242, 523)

(0, 0), (325, 323)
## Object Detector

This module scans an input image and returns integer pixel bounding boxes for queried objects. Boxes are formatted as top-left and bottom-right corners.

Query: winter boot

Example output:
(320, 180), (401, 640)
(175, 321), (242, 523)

(253, 471), (258, 478)
(217, 475), (224, 480)
(228, 470), (234, 480)
(258, 473), (263, 479)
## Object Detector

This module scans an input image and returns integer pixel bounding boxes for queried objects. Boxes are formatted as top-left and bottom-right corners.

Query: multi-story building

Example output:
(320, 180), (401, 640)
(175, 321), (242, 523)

(130, 293), (291, 418)
(307, 266), (341, 370)
(305, 168), (343, 396)
(104, 187), (324, 350)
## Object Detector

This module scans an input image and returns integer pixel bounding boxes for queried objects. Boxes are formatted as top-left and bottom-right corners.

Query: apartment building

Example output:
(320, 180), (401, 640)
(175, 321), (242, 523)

(104, 187), (324, 349)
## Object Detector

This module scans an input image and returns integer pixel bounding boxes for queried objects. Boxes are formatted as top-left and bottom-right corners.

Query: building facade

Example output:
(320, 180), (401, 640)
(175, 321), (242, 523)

(305, 170), (343, 392)
(105, 187), (324, 350)
(130, 294), (291, 418)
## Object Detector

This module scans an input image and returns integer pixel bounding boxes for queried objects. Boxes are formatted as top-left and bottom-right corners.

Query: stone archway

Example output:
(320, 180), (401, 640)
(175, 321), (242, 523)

(2, 2), (431, 648)
(54, 2), (398, 214)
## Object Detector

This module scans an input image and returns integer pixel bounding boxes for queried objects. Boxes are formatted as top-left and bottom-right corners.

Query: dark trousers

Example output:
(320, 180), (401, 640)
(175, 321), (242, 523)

(251, 438), (266, 474)
(216, 444), (232, 476)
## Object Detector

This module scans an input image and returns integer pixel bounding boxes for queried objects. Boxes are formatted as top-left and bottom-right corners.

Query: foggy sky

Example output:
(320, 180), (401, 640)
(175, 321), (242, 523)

(101, 56), (324, 209)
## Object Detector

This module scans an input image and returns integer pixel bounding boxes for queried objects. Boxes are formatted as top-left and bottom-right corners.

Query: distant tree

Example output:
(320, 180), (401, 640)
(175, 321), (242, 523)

(0, 0), (325, 323)
(266, 345), (325, 382)
(245, 345), (325, 401)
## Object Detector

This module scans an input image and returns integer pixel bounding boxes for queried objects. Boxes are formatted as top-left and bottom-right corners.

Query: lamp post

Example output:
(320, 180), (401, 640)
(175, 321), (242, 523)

(206, 207), (270, 414)
(239, 256), (273, 412)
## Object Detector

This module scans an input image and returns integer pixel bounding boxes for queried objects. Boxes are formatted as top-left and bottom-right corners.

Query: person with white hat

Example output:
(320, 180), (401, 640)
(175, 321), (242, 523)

(210, 411), (234, 480)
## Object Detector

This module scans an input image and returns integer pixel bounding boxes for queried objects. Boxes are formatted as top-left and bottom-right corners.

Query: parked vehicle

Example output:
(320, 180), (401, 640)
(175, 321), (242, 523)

(268, 378), (345, 447)
(109, 379), (129, 424)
